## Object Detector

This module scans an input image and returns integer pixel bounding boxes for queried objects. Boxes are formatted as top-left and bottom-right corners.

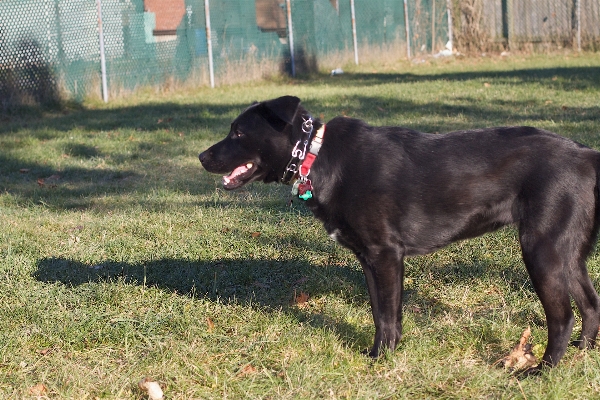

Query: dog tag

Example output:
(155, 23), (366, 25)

(297, 180), (313, 200)
(299, 190), (313, 200)
(298, 180), (312, 195)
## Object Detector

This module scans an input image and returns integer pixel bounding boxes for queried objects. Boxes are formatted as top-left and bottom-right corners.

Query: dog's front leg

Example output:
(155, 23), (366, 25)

(357, 246), (405, 358)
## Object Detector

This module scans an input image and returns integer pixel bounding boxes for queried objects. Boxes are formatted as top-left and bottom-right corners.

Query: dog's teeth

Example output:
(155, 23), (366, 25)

(223, 177), (230, 184)
(246, 163), (253, 169)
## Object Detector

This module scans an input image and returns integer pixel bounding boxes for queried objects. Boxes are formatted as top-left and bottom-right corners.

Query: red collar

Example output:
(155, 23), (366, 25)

(288, 123), (326, 201)
(299, 124), (326, 178)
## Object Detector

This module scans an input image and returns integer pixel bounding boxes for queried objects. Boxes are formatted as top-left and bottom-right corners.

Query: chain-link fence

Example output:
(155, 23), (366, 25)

(1, 0), (599, 109)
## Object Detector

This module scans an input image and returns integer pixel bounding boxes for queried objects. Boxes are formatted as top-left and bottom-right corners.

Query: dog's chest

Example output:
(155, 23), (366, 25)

(328, 228), (342, 242)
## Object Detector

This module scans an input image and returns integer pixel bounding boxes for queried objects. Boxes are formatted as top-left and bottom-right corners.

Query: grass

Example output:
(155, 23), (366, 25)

(1, 51), (600, 398)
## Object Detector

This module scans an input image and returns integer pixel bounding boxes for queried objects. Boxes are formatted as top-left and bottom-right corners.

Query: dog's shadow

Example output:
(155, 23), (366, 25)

(34, 253), (531, 354)
(34, 255), (379, 351)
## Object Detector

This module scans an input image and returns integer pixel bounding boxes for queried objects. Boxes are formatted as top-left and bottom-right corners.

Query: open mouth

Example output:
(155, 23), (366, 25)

(222, 162), (258, 189)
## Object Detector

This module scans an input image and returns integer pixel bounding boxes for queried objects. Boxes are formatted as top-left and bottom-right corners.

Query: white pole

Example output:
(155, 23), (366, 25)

(286, 0), (295, 77)
(431, 0), (436, 54)
(96, 0), (108, 102)
(204, 0), (215, 88)
(350, 0), (358, 64)
(446, 0), (453, 51)
(576, 0), (581, 52)
(403, 0), (411, 58)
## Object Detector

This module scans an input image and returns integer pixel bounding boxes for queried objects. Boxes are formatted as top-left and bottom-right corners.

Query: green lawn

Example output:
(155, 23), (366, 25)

(1, 52), (600, 398)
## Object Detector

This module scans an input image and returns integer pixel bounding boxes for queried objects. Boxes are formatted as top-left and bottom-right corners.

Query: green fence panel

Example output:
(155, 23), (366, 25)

(1, 0), (454, 106)
(4, 0), (600, 108)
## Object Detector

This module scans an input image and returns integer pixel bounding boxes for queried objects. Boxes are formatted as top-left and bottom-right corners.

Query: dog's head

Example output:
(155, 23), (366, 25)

(199, 96), (304, 190)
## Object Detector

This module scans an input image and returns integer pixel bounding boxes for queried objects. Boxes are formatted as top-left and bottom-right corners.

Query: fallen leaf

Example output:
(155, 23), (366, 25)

(38, 348), (53, 356)
(28, 383), (48, 396)
(294, 291), (309, 306)
(408, 305), (422, 314)
(251, 232), (261, 238)
(37, 178), (45, 187)
(561, 105), (568, 110)
(238, 364), (257, 377)
(19, 168), (30, 173)
(545, 100), (553, 105)
(501, 326), (538, 371)
(484, 82), (491, 87)
(206, 317), (215, 332)
(138, 377), (164, 400)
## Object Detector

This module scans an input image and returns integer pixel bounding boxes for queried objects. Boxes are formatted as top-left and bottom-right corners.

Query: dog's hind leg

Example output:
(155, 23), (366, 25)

(569, 180), (600, 350)
(569, 258), (600, 349)
(519, 234), (575, 367)
(356, 245), (405, 358)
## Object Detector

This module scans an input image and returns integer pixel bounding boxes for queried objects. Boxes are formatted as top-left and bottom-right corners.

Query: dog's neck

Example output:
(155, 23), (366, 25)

(281, 114), (324, 185)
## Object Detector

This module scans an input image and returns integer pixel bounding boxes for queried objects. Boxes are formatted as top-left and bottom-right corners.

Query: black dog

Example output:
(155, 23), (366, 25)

(199, 95), (600, 370)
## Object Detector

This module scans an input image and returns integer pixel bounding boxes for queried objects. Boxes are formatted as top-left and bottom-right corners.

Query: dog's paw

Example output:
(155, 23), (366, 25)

(361, 347), (380, 359)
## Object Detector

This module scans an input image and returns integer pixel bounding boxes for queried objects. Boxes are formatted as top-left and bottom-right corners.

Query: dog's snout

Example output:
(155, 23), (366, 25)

(199, 150), (211, 164)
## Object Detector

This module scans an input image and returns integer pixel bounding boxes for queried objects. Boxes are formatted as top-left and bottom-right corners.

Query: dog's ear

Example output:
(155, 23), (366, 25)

(261, 96), (301, 129)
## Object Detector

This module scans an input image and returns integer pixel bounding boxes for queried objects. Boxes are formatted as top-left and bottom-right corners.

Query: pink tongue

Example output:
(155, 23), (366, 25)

(225, 164), (249, 180)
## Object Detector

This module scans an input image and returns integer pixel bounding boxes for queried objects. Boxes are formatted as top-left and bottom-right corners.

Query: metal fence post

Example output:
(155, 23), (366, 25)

(432, 0), (436, 53)
(96, 0), (108, 103)
(446, 0), (453, 51)
(350, 0), (359, 65)
(204, 0), (215, 88)
(576, 0), (581, 51)
(506, 0), (513, 50)
(286, 0), (296, 77)
(404, 0), (411, 58)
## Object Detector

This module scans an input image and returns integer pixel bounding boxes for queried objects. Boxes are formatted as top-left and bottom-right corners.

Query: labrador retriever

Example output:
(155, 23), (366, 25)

(199, 95), (600, 371)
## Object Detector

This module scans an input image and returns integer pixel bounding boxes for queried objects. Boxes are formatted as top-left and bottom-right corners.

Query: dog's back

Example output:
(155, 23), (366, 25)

(310, 120), (600, 255)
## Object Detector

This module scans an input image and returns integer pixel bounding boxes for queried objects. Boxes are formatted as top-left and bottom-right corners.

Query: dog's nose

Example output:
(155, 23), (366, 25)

(198, 150), (210, 164)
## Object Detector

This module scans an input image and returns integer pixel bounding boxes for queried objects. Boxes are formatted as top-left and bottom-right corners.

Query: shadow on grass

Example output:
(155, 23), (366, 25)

(0, 102), (240, 136)
(311, 66), (600, 91)
(2, 64), (600, 211)
(34, 256), (364, 305)
(2, 64), (599, 133)
(0, 153), (143, 210)
(33, 253), (540, 354)
(34, 255), (374, 351)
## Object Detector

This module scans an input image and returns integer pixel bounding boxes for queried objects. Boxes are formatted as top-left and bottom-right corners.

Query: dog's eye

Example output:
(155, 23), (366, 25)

(233, 130), (245, 139)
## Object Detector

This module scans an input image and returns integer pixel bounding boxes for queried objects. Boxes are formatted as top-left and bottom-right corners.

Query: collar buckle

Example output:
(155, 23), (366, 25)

(281, 115), (314, 185)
